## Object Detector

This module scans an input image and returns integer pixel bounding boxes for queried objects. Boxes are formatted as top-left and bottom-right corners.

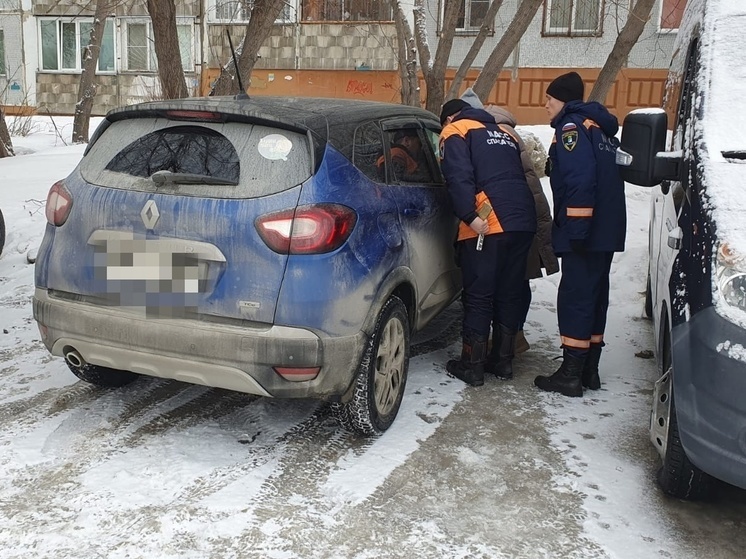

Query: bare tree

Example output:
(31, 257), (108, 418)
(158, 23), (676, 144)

(72, 1), (111, 144)
(445, 0), (505, 102)
(147, 0), (190, 100)
(393, 2), (420, 106)
(588, 0), (657, 103)
(0, 106), (13, 158)
(414, 0), (462, 114)
(472, 0), (544, 102)
(210, 0), (288, 96)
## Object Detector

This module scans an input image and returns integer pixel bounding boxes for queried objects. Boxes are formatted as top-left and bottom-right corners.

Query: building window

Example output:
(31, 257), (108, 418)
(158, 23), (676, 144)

(660, 0), (686, 30)
(123, 20), (193, 72)
(211, 1), (295, 23)
(301, 0), (393, 22)
(39, 19), (115, 72)
(457, 0), (490, 32)
(543, 0), (603, 37)
(0, 30), (5, 76)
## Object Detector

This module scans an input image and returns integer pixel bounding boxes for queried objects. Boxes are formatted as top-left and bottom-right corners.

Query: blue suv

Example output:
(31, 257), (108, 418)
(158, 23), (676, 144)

(33, 96), (461, 435)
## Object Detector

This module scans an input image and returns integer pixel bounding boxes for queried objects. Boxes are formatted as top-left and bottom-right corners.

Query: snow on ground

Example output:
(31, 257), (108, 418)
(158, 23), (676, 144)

(0, 116), (743, 559)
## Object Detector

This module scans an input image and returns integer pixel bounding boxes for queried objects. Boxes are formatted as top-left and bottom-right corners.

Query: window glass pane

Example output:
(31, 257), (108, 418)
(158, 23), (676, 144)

(61, 22), (77, 69)
(128, 23), (148, 70)
(574, 0), (600, 31)
(457, 0), (466, 29)
(41, 20), (58, 70)
(386, 128), (436, 184)
(661, 0), (686, 29)
(99, 21), (115, 72)
(80, 22), (92, 66)
(469, 0), (489, 28)
(302, 0), (392, 21)
(177, 25), (192, 70)
(0, 30), (5, 75)
(353, 121), (384, 182)
(549, 0), (572, 29)
(105, 126), (241, 183)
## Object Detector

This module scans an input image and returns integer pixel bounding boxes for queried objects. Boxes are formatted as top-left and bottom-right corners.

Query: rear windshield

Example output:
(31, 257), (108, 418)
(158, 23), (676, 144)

(79, 118), (312, 199)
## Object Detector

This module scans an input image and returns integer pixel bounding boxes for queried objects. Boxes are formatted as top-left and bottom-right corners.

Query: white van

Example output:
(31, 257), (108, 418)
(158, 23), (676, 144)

(618, 0), (746, 500)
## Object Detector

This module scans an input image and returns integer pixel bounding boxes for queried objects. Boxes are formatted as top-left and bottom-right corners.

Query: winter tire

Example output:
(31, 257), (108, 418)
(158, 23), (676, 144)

(332, 295), (410, 436)
(65, 361), (139, 388)
(651, 336), (713, 500)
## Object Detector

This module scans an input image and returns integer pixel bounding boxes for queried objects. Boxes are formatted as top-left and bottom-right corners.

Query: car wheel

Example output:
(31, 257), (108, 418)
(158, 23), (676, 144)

(65, 360), (139, 388)
(644, 272), (653, 318)
(332, 295), (410, 436)
(651, 338), (713, 500)
(0, 209), (5, 257)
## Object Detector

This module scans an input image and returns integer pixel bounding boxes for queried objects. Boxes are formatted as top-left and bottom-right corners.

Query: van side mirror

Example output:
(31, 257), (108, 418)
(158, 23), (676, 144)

(617, 110), (681, 186)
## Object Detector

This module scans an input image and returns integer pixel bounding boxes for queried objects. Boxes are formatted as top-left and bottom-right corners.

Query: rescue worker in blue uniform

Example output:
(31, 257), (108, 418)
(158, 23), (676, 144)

(439, 99), (537, 386)
(534, 72), (627, 397)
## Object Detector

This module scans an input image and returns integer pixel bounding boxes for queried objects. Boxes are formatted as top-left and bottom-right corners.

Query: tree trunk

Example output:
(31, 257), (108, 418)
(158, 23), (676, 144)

(589, 0), (657, 103)
(210, 0), (287, 96)
(147, 0), (190, 100)
(418, 0), (461, 114)
(72, 2), (109, 144)
(445, 0), (505, 102)
(393, 1), (419, 106)
(0, 106), (13, 158)
(472, 0), (544, 102)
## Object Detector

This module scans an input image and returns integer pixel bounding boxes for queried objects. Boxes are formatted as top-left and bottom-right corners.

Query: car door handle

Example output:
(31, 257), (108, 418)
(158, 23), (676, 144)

(403, 208), (422, 218)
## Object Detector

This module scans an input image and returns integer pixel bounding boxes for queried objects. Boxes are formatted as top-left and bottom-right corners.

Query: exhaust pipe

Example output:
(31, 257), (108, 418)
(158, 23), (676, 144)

(64, 349), (86, 368)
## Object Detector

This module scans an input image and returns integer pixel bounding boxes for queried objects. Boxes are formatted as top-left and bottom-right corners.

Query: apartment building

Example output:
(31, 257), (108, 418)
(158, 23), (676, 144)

(0, 1), (686, 123)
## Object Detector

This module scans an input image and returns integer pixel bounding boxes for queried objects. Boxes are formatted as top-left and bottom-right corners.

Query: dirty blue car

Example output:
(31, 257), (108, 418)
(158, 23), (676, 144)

(33, 96), (461, 435)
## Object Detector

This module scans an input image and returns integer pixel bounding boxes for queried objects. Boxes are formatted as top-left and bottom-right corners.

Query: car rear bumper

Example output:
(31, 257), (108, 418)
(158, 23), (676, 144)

(671, 306), (746, 490)
(33, 288), (365, 399)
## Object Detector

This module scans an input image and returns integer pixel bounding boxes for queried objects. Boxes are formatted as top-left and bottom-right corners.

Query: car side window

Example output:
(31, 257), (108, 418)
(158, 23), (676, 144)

(382, 127), (438, 185)
(353, 121), (385, 183)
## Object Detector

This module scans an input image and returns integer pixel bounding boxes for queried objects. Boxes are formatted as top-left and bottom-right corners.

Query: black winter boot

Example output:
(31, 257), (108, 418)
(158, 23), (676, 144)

(582, 344), (603, 390)
(534, 350), (585, 397)
(486, 324), (516, 380)
(447, 334), (487, 387)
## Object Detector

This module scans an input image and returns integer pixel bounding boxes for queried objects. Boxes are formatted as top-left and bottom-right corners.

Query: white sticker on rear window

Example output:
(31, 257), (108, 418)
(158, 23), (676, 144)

(258, 134), (293, 161)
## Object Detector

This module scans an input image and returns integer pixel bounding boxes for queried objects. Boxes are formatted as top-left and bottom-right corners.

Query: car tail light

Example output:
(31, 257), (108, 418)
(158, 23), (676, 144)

(45, 181), (73, 226)
(273, 366), (321, 382)
(256, 204), (357, 254)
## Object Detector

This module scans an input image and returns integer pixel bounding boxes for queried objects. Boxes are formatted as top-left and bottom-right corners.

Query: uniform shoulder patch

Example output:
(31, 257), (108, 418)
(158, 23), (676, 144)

(562, 122), (577, 131)
(561, 130), (578, 151)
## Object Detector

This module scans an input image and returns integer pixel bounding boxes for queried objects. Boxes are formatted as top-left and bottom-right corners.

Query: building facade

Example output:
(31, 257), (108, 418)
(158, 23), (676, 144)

(0, 0), (687, 124)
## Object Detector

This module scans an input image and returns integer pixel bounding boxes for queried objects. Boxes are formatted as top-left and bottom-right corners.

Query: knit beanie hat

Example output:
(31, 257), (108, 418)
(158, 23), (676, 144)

(460, 87), (484, 109)
(440, 99), (470, 125)
(546, 72), (585, 103)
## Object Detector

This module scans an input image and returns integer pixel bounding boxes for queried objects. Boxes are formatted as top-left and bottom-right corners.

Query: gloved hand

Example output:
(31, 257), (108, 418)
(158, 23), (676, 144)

(570, 239), (586, 254)
(544, 158), (552, 176)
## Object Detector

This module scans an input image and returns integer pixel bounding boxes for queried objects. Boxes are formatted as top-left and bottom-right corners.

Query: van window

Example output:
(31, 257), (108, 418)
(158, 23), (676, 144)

(80, 119), (312, 199)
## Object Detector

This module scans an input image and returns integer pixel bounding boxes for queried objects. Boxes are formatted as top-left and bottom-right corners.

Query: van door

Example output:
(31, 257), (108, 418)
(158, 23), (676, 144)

(654, 38), (700, 342)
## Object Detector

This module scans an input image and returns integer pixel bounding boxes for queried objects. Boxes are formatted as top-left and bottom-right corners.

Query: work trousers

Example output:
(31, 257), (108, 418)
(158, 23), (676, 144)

(459, 231), (534, 338)
(557, 251), (614, 357)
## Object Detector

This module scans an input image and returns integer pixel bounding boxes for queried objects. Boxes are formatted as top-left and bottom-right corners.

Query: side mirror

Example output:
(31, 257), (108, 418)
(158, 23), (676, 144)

(618, 110), (680, 186)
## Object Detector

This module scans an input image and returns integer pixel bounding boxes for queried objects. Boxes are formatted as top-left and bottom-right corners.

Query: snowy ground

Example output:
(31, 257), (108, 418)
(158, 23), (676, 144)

(0, 116), (744, 559)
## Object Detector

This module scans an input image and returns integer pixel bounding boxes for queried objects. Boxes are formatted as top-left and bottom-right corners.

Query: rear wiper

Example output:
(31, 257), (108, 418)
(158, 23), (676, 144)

(722, 151), (746, 161)
(151, 170), (238, 186)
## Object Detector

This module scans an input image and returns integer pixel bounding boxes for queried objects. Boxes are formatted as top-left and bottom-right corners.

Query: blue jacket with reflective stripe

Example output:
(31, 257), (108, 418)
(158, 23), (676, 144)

(548, 100), (626, 253)
(439, 107), (536, 238)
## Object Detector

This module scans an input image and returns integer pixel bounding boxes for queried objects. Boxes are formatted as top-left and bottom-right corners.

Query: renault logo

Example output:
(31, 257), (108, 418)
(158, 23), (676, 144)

(141, 200), (160, 229)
